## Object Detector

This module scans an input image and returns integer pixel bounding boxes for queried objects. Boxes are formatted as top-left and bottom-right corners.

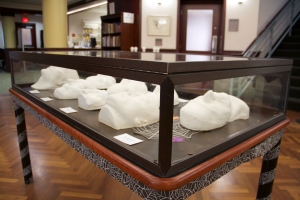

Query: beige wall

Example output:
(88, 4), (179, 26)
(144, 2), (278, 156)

(141, 0), (178, 50)
(257, 0), (288, 34)
(224, 0), (289, 51)
(224, 0), (260, 51)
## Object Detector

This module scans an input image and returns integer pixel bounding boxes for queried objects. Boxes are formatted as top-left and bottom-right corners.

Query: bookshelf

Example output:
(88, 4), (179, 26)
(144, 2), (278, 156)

(101, 13), (135, 51)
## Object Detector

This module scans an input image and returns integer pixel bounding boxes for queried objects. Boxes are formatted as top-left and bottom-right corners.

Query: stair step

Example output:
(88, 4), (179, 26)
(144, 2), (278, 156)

(292, 29), (300, 36)
(294, 59), (300, 66)
(283, 36), (300, 42)
(291, 76), (300, 86)
(278, 42), (300, 50)
(287, 97), (300, 111)
(289, 86), (300, 98)
(272, 50), (300, 58)
(265, 18), (300, 112)
(292, 66), (300, 76)
(293, 23), (300, 29)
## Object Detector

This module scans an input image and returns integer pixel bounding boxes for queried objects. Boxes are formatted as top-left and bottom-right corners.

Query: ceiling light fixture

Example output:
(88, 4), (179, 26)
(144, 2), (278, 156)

(67, 1), (107, 15)
(238, 0), (247, 4)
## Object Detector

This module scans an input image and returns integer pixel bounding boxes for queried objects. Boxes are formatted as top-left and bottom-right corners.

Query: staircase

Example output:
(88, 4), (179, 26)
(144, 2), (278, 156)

(272, 18), (300, 111)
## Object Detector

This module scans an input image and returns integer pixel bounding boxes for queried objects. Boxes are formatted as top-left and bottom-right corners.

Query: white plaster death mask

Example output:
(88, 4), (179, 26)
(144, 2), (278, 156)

(107, 79), (148, 95)
(228, 95), (250, 122)
(78, 89), (108, 110)
(53, 79), (96, 99)
(86, 74), (116, 89)
(180, 90), (249, 131)
(31, 66), (79, 90)
(98, 92), (159, 130)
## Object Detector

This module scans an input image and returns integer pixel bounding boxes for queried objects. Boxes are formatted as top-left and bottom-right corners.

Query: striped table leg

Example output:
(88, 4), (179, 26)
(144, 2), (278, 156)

(14, 101), (33, 184)
(256, 139), (281, 200)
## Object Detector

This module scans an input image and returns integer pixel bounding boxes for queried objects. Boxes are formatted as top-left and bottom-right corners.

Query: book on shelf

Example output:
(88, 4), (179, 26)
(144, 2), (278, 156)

(102, 35), (121, 47)
(102, 22), (121, 34)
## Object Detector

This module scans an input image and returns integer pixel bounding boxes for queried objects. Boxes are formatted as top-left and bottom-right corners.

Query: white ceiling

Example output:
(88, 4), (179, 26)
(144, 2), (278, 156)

(84, 5), (107, 14)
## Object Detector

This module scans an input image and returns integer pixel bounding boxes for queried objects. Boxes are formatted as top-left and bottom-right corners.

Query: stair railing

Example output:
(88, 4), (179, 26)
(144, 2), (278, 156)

(231, 0), (300, 99)
(243, 0), (300, 58)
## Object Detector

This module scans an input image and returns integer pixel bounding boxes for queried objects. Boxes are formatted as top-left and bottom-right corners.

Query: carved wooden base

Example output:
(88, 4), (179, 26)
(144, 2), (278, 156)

(256, 140), (281, 200)
(13, 100), (33, 184)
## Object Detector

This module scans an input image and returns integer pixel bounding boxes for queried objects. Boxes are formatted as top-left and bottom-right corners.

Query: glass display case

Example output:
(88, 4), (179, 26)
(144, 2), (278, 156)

(9, 51), (292, 178)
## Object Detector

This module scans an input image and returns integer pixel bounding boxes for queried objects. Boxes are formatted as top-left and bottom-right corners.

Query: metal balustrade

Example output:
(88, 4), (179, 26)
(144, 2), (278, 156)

(243, 0), (300, 58)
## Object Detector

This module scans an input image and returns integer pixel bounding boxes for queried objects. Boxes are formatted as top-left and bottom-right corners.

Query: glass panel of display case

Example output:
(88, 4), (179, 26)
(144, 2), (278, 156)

(9, 51), (292, 177)
(170, 72), (288, 170)
(11, 60), (161, 165)
(11, 60), (47, 86)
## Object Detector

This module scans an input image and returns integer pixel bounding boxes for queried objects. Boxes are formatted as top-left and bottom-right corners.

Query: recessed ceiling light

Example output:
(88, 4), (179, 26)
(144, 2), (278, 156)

(67, 1), (107, 15)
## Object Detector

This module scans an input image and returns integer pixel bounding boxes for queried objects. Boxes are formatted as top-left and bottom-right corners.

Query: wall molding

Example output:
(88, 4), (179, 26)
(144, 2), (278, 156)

(0, 2), (41, 11)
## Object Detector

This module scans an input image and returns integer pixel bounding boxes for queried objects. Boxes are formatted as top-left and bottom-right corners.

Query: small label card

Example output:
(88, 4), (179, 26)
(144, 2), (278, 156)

(59, 107), (78, 114)
(172, 137), (184, 143)
(114, 133), (143, 145)
(41, 97), (53, 102)
(109, 2), (115, 15)
(29, 90), (40, 94)
(123, 12), (134, 24)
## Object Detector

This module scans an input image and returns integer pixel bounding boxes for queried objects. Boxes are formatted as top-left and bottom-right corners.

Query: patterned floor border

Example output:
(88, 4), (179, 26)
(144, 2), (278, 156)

(13, 96), (284, 200)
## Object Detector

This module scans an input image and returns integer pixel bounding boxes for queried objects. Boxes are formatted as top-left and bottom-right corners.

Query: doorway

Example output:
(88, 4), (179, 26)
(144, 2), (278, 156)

(180, 4), (222, 54)
(15, 22), (37, 50)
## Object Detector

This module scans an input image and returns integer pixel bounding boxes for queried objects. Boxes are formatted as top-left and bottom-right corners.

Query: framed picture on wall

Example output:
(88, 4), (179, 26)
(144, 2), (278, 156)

(147, 15), (171, 36)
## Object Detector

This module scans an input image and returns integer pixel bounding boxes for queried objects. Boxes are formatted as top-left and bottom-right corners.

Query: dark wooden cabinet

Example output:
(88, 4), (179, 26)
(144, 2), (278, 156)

(101, 13), (136, 51)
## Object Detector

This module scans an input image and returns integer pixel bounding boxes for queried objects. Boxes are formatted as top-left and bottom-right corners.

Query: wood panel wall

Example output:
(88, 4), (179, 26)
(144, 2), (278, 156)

(106, 0), (141, 48)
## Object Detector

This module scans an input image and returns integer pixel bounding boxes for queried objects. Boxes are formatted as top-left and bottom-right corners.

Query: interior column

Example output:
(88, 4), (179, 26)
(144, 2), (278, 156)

(1, 15), (17, 48)
(42, 0), (68, 48)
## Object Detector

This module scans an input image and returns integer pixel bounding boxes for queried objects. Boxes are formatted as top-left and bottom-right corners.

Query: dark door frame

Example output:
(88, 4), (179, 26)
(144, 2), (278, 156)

(15, 22), (37, 49)
(178, 0), (225, 54)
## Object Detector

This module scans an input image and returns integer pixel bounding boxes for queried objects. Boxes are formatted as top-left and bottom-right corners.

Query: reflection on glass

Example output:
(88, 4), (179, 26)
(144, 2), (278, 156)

(11, 57), (289, 169)
(30, 51), (251, 63)
(185, 54), (211, 61)
(176, 74), (285, 111)
(186, 9), (213, 51)
(172, 72), (286, 163)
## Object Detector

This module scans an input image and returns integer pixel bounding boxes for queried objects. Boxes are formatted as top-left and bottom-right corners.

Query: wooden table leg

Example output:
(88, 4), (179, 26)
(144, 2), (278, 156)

(256, 139), (281, 199)
(13, 101), (33, 184)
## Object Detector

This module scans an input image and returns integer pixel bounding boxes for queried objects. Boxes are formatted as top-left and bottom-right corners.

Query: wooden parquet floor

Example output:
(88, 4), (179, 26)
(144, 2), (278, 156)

(0, 93), (299, 200)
